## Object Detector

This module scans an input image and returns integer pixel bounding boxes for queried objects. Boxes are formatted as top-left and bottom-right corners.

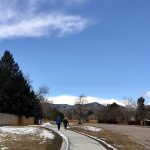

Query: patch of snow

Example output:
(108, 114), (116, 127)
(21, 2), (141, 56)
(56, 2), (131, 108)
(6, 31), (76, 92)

(39, 141), (45, 144)
(28, 125), (39, 127)
(0, 134), (5, 143)
(1, 147), (8, 150)
(0, 126), (54, 142)
(40, 130), (54, 140)
(41, 122), (53, 128)
(0, 126), (38, 135)
(83, 126), (102, 132)
(0, 139), (4, 142)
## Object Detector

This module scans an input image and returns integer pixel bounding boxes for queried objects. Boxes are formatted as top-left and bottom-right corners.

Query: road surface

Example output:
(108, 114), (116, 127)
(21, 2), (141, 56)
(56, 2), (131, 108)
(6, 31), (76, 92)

(95, 124), (150, 149)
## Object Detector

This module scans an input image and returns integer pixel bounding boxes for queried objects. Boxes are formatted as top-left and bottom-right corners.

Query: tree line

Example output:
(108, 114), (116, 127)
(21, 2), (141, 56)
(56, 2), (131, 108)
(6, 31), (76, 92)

(59, 95), (150, 125)
(100, 97), (148, 124)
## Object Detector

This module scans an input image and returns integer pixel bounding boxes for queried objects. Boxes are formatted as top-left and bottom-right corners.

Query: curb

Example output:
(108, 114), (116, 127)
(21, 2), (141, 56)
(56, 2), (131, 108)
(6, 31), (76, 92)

(41, 125), (69, 150)
(69, 129), (117, 150)
(54, 130), (69, 150)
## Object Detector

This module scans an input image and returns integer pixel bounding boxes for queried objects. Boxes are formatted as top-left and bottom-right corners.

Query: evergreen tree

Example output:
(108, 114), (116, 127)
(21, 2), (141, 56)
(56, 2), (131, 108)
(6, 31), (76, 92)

(136, 97), (145, 121)
(0, 50), (23, 114)
(103, 103), (124, 124)
(33, 99), (43, 124)
(0, 50), (39, 118)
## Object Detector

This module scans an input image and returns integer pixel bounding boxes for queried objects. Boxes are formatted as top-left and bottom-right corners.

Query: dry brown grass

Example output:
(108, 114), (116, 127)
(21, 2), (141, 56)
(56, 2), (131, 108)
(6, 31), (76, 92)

(70, 126), (147, 150)
(0, 127), (62, 150)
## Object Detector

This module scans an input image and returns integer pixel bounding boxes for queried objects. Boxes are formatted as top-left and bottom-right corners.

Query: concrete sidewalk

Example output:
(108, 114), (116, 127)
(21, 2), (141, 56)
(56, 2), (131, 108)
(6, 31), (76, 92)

(52, 126), (106, 150)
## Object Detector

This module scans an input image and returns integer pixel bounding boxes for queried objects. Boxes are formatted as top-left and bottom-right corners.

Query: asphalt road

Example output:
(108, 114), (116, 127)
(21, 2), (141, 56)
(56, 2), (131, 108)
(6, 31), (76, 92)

(95, 124), (150, 149)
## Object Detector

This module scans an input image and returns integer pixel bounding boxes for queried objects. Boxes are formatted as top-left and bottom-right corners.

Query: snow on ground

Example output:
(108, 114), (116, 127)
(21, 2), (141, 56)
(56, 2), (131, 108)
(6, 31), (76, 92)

(40, 130), (54, 139)
(0, 126), (38, 135)
(83, 126), (102, 132)
(0, 126), (54, 140)
(0, 126), (55, 149)
(41, 122), (53, 128)
(1, 147), (8, 150)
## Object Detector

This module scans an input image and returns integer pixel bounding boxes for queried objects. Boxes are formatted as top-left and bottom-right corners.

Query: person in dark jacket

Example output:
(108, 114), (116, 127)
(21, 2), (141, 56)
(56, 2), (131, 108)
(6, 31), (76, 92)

(63, 118), (69, 130)
(56, 116), (62, 130)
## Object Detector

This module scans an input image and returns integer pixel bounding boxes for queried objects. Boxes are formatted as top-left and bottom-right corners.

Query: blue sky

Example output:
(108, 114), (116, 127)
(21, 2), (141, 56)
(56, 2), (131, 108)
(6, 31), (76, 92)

(0, 0), (150, 105)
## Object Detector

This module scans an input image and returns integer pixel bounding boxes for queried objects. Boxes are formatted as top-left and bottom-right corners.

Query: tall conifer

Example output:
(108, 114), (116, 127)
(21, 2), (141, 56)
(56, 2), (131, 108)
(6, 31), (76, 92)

(0, 50), (39, 118)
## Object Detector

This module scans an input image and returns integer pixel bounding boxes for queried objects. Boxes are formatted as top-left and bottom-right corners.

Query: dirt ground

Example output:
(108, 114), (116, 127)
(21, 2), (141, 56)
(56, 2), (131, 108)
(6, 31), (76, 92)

(0, 127), (62, 150)
(93, 123), (150, 149)
(70, 126), (147, 150)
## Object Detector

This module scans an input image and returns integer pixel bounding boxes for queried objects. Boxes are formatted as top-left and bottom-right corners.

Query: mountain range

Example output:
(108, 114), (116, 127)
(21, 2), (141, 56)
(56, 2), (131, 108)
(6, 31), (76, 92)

(53, 102), (105, 113)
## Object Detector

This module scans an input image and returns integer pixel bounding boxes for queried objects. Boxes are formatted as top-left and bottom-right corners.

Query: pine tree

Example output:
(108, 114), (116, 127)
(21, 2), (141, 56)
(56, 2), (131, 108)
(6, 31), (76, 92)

(0, 50), (38, 117)
(0, 50), (23, 114)
(136, 97), (145, 121)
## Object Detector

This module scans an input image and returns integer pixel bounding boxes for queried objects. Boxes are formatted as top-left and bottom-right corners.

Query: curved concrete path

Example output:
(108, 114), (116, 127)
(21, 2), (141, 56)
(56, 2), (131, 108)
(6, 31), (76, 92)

(52, 126), (106, 150)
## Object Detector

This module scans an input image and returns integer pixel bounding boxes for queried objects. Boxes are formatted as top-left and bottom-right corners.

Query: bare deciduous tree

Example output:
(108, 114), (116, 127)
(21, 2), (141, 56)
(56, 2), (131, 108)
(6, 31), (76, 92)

(36, 85), (50, 122)
(37, 85), (49, 101)
(41, 100), (53, 120)
(145, 106), (150, 120)
(122, 97), (137, 124)
(74, 95), (88, 124)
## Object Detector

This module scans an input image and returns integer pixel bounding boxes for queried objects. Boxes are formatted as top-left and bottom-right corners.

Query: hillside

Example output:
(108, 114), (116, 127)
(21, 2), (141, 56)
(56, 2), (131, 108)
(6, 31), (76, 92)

(53, 102), (105, 113)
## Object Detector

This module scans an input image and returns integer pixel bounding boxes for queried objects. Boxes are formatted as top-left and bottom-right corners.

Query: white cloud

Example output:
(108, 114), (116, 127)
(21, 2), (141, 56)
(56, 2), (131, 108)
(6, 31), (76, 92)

(0, 0), (89, 39)
(86, 96), (124, 106)
(62, 0), (88, 5)
(145, 90), (150, 97)
(48, 95), (124, 106)
(0, 14), (87, 38)
(48, 95), (77, 105)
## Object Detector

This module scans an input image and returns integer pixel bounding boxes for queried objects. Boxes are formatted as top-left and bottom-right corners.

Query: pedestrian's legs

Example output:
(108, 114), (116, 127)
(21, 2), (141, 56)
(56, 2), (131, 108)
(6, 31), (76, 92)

(64, 124), (67, 130)
(58, 123), (60, 130)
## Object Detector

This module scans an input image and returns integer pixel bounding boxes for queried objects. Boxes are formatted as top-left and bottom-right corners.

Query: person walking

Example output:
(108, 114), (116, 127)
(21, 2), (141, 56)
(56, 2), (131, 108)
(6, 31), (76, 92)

(63, 118), (69, 130)
(56, 116), (62, 130)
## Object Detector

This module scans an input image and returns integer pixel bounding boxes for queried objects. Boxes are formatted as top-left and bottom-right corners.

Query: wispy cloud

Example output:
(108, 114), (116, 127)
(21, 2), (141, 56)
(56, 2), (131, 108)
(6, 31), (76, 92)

(0, 14), (87, 38)
(0, 0), (89, 39)
(48, 95), (124, 106)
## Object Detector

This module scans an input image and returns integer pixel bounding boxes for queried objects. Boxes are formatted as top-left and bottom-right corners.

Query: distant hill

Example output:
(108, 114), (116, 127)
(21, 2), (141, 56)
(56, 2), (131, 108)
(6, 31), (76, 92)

(53, 104), (71, 112)
(53, 102), (105, 113)
(84, 102), (105, 110)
